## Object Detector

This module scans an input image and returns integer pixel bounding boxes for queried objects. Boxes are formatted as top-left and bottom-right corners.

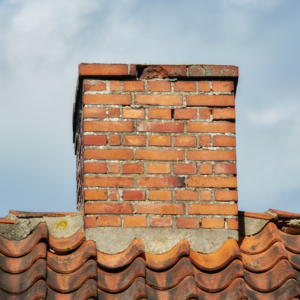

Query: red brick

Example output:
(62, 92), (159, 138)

(98, 216), (121, 227)
(148, 136), (171, 146)
(137, 177), (185, 187)
(137, 203), (185, 215)
(136, 150), (184, 161)
(215, 190), (238, 201)
(83, 94), (131, 105)
(148, 81), (171, 91)
(188, 65), (238, 77)
(135, 95), (182, 106)
(227, 218), (239, 230)
(175, 190), (198, 201)
(174, 136), (197, 147)
(199, 109), (211, 119)
(215, 163), (237, 174)
(83, 107), (106, 118)
(187, 150), (236, 161)
(110, 189), (119, 200)
(174, 163), (196, 174)
(110, 81), (120, 91)
(148, 163), (170, 174)
(150, 217), (172, 227)
(212, 81), (234, 92)
(85, 149), (133, 160)
(83, 80), (106, 91)
(83, 135), (107, 146)
(187, 122), (235, 133)
(198, 81), (210, 92)
(109, 163), (119, 173)
(85, 203), (133, 214)
(177, 217), (199, 228)
(148, 109), (171, 119)
(124, 216), (147, 227)
(199, 136), (211, 147)
(122, 163), (143, 174)
(84, 217), (97, 228)
(213, 136), (236, 147)
(188, 176), (237, 188)
(79, 64), (128, 76)
(108, 107), (120, 118)
(187, 95), (235, 107)
(108, 135), (121, 146)
(123, 81), (144, 91)
(123, 190), (146, 201)
(84, 177), (133, 187)
(149, 190), (172, 201)
(174, 81), (196, 92)
(189, 204), (238, 215)
(123, 108), (145, 119)
(161, 65), (187, 76)
(123, 135), (146, 146)
(200, 190), (211, 201)
(84, 121), (133, 132)
(137, 122), (184, 133)
(174, 109), (197, 119)
(129, 65), (136, 76)
(84, 163), (107, 174)
(202, 218), (225, 229)
(200, 164), (212, 175)
(84, 189), (107, 201)
(213, 108), (235, 120)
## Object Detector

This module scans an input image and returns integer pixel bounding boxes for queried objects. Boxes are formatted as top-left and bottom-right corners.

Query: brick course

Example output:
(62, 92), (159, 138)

(75, 64), (238, 231)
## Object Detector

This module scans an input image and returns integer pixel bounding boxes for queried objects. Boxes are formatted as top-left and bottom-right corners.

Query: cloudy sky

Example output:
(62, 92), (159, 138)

(1, 0), (299, 216)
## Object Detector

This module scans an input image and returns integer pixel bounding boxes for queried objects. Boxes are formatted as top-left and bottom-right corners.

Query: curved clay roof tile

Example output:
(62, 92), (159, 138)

(146, 257), (194, 290)
(239, 222), (281, 255)
(0, 280), (47, 300)
(244, 259), (296, 292)
(46, 278), (97, 300)
(197, 278), (247, 300)
(97, 257), (145, 293)
(287, 250), (300, 270)
(0, 223), (48, 257)
(190, 239), (241, 271)
(47, 240), (96, 274)
(194, 259), (244, 292)
(48, 227), (85, 253)
(0, 259), (46, 294)
(146, 276), (198, 300)
(145, 240), (190, 270)
(47, 260), (97, 293)
(280, 231), (300, 254)
(98, 277), (147, 300)
(96, 239), (145, 269)
(242, 242), (288, 272)
(0, 242), (46, 274)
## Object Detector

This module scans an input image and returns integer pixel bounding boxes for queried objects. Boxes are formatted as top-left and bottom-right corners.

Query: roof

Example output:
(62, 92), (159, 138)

(1, 210), (300, 299)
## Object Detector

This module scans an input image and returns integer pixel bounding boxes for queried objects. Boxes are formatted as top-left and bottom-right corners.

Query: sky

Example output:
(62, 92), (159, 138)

(0, 0), (300, 215)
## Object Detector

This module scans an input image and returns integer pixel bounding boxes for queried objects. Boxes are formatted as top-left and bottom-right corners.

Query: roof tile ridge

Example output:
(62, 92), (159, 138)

(189, 239), (241, 271)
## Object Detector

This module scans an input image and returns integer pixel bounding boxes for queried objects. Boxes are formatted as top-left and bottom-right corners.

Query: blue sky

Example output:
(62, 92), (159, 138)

(0, 0), (300, 215)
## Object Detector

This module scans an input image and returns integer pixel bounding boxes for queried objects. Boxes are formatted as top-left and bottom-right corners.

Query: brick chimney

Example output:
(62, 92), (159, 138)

(73, 64), (239, 254)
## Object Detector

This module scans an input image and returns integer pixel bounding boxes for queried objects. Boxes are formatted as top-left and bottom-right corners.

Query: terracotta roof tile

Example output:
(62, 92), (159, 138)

(2, 210), (300, 299)
(9, 210), (82, 218)
(0, 217), (15, 224)
(0, 223), (48, 257)
(238, 211), (274, 220)
(0, 242), (46, 273)
(269, 208), (300, 219)
(97, 257), (145, 293)
(146, 276), (198, 300)
(47, 240), (96, 274)
(0, 259), (46, 294)
(194, 259), (244, 292)
(0, 280), (47, 300)
(146, 257), (194, 290)
(48, 227), (85, 253)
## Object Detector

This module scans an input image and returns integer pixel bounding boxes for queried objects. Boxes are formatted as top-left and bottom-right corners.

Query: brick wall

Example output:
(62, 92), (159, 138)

(74, 64), (239, 233)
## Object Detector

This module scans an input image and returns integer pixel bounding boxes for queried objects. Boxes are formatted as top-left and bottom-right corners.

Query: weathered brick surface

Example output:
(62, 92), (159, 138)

(76, 66), (238, 230)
